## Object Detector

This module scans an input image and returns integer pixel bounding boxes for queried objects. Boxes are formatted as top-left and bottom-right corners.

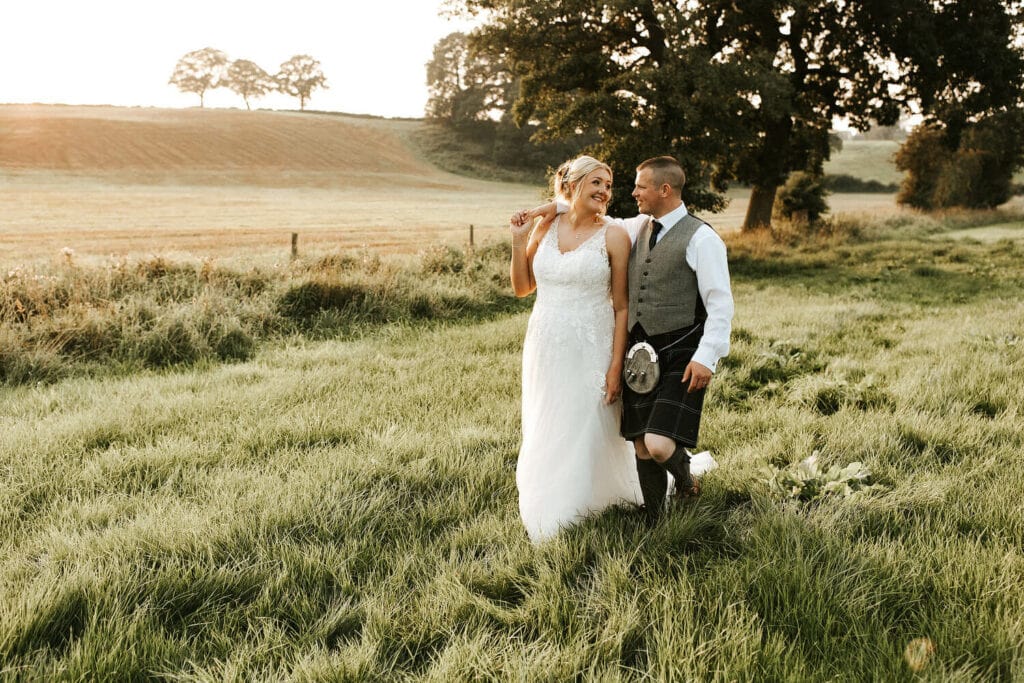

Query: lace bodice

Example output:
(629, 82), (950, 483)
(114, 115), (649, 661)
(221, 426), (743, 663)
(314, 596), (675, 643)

(532, 217), (612, 310)
(525, 217), (614, 378)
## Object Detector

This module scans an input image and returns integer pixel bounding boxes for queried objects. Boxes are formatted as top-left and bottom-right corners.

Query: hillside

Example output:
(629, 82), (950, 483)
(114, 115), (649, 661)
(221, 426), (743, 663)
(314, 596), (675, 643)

(0, 105), (543, 263)
(0, 105), (454, 187)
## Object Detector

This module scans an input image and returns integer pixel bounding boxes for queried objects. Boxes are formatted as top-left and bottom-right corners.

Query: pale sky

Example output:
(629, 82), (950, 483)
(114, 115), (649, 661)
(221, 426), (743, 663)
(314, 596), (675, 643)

(2, 0), (476, 118)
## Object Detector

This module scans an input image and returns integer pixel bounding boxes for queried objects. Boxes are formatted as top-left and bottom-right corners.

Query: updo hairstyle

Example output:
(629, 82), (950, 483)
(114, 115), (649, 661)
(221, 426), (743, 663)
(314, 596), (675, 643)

(553, 155), (613, 205)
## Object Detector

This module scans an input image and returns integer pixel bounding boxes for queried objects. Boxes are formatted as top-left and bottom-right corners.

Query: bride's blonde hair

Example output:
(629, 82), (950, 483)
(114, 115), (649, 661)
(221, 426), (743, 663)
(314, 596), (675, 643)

(553, 155), (613, 206)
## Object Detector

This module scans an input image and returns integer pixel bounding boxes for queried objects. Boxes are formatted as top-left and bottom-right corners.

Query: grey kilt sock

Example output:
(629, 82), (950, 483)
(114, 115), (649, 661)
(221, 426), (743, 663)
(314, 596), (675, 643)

(636, 457), (668, 524)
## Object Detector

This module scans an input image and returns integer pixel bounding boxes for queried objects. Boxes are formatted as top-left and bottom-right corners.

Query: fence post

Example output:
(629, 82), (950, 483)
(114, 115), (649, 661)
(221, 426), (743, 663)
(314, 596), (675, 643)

(291, 232), (298, 259)
(469, 224), (474, 248)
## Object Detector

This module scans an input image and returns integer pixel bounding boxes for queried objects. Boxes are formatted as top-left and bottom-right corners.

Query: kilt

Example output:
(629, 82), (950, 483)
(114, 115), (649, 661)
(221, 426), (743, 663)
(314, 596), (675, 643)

(621, 323), (706, 447)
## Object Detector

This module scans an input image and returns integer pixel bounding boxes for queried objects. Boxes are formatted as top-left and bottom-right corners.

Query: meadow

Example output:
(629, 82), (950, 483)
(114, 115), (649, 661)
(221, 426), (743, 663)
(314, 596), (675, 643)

(3, 208), (1024, 679)
(3, 105), (1024, 680)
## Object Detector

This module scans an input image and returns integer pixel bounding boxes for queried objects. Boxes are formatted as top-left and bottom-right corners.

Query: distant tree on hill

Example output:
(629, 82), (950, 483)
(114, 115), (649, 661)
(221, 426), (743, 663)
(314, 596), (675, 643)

(169, 48), (229, 108)
(226, 60), (275, 110)
(276, 55), (328, 111)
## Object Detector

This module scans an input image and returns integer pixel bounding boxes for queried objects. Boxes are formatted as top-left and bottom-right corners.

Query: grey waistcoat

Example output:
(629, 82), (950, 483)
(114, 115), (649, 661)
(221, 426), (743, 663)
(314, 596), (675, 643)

(627, 213), (705, 336)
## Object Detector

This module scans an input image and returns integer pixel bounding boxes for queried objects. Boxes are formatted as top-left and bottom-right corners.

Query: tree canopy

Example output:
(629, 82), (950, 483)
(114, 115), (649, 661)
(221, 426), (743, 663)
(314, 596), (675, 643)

(276, 55), (329, 111)
(226, 60), (275, 111)
(426, 32), (513, 124)
(168, 48), (229, 108)
(449, 0), (1024, 227)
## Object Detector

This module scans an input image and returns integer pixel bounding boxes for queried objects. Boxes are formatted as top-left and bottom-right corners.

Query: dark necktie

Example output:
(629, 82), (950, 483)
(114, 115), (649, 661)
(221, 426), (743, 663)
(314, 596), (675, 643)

(648, 220), (663, 249)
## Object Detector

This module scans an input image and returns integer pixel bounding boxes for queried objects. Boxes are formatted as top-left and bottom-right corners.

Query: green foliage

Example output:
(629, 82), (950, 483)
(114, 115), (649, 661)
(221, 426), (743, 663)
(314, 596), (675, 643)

(452, 0), (1024, 227)
(425, 32), (510, 124)
(897, 112), (1024, 210)
(0, 246), (526, 386)
(822, 174), (898, 193)
(411, 119), (587, 184)
(764, 452), (880, 502)
(774, 172), (830, 223)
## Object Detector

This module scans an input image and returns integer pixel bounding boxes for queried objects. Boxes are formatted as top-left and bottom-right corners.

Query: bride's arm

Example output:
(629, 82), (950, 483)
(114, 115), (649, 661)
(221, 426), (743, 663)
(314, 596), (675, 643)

(604, 223), (631, 404)
(509, 210), (552, 297)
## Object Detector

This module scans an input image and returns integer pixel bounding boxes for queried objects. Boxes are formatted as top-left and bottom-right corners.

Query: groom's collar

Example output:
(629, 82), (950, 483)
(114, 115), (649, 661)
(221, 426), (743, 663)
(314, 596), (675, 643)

(651, 202), (689, 233)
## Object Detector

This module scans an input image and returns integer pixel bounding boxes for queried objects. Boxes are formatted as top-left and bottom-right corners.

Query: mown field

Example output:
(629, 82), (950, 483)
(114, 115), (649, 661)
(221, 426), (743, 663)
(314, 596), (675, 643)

(3, 205), (1024, 679)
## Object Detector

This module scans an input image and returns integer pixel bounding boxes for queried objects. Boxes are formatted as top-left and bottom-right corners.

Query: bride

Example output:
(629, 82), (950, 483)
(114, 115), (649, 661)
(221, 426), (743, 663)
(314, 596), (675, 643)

(509, 155), (642, 542)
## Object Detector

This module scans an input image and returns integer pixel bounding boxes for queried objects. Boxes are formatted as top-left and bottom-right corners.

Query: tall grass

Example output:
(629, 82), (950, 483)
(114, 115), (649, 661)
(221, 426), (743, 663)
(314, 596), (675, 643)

(0, 243), (525, 386)
(2, 213), (1023, 679)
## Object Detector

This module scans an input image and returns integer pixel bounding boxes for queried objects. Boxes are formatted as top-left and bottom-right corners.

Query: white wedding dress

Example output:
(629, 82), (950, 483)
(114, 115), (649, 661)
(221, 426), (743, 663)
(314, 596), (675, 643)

(516, 218), (643, 542)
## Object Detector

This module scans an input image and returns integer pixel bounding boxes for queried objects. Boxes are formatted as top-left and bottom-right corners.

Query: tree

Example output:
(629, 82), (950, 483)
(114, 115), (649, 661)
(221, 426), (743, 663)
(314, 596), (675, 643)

(426, 32), (513, 124)
(896, 110), (1024, 210)
(276, 55), (328, 111)
(774, 171), (830, 223)
(169, 48), (229, 108)
(451, 0), (1024, 228)
(225, 59), (274, 110)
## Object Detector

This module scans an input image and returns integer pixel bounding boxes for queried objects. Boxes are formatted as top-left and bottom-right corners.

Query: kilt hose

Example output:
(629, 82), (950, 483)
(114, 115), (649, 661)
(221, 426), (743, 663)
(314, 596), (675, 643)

(621, 322), (706, 448)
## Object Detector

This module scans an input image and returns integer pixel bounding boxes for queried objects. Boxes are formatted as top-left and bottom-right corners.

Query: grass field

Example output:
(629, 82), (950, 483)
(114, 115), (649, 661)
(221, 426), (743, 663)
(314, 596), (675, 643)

(823, 140), (902, 185)
(4, 104), (1024, 679)
(3, 209), (1024, 678)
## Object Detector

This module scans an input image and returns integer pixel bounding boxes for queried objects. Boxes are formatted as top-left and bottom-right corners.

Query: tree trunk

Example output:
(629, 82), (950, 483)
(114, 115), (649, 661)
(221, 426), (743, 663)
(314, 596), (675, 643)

(742, 184), (778, 231)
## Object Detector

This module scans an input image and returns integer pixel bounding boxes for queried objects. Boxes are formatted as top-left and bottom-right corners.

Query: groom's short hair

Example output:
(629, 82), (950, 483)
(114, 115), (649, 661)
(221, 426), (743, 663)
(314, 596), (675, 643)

(637, 156), (685, 197)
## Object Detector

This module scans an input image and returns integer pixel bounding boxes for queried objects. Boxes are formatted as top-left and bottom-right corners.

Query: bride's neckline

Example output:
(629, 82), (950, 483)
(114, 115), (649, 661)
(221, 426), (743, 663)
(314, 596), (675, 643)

(553, 215), (604, 255)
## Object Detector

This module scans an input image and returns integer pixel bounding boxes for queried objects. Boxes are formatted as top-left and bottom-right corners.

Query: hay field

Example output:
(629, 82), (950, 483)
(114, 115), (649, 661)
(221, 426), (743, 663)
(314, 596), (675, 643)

(1, 105), (917, 267)
(0, 105), (543, 265)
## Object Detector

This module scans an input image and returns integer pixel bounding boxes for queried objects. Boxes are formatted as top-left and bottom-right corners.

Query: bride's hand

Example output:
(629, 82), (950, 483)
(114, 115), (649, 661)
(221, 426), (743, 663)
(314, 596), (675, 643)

(604, 368), (622, 404)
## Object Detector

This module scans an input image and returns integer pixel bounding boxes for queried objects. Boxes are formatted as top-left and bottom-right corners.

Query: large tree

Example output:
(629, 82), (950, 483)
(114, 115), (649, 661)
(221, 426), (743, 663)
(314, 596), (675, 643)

(426, 32), (514, 124)
(225, 59), (275, 111)
(168, 48), (229, 108)
(276, 55), (328, 111)
(450, 0), (1024, 228)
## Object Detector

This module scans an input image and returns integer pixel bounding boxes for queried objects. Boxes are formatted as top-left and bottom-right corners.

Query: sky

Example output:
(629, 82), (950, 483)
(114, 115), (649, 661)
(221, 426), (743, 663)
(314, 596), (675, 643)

(2, 0), (476, 118)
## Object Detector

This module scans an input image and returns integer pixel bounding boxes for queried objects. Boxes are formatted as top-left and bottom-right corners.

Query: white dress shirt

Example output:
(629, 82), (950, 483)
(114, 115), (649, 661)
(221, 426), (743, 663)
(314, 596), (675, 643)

(556, 200), (734, 371)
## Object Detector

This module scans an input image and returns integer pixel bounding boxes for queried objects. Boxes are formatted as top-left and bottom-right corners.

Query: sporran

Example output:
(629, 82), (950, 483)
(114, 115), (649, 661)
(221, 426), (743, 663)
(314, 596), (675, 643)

(623, 341), (660, 394)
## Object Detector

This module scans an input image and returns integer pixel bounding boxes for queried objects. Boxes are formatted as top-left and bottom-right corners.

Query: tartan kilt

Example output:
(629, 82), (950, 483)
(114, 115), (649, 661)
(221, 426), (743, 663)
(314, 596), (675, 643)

(621, 323), (706, 447)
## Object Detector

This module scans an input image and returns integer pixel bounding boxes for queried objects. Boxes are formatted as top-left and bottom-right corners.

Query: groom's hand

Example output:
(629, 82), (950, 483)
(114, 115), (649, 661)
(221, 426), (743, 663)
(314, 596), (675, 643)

(525, 201), (558, 223)
(682, 361), (712, 393)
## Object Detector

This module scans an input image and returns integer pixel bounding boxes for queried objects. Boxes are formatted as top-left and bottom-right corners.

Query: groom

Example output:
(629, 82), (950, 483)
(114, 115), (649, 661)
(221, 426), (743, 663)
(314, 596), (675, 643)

(622, 156), (733, 524)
